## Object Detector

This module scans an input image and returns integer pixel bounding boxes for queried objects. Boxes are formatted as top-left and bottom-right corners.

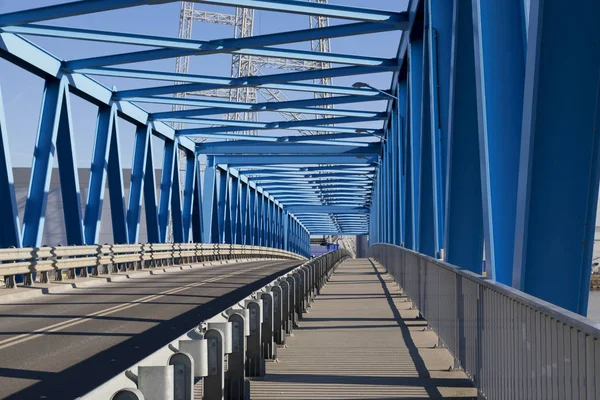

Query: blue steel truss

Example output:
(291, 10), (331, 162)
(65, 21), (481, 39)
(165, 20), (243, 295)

(0, 0), (599, 316)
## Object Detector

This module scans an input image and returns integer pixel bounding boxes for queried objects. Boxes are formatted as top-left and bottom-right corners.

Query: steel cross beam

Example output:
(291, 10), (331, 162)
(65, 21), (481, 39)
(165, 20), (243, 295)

(82, 68), (382, 98)
(0, 0), (405, 26)
(114, 65), (393, 98)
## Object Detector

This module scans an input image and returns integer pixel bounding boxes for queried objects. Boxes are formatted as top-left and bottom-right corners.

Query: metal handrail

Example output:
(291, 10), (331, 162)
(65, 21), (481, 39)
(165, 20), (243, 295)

(0, 244), (305, 289)
(370, 243), (600, 400)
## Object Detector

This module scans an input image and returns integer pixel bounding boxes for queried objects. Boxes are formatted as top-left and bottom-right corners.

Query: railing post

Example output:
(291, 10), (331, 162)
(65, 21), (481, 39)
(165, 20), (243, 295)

(168, 352), (194, 400)
(226, 311), (249, 400)
(138, 366), (174, 400)
(261, 291), (276, 360)
(244, 299), (264, 377)
(204, 328), (225, 400)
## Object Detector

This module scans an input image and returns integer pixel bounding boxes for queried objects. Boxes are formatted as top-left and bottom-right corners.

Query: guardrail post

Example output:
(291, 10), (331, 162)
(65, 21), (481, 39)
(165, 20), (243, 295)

(111, 388), (145, 400)
(279, 279), (291, 336)
(271, 284), (284, 345)
(260, 291), (276, 360)
(244, 299), (264, 377)
(285, 275), (298, 328)
(204, 328), (225, 400)
(179, 339), (208, 379)
(138, 366), (174, 400)
(168, 352), (194, 400)
(292, 271), (303, 319)
(226, 311), (248, 400)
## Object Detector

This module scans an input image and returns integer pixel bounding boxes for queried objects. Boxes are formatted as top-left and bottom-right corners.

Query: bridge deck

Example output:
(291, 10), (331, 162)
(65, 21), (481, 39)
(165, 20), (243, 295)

(251, 258), (478, 399)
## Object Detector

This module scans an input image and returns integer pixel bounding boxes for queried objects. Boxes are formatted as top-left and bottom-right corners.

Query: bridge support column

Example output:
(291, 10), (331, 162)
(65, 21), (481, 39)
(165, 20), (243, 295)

(443, 0), (484, 274)
(512, 0), (600, 315)
(472, 0), (526, 284)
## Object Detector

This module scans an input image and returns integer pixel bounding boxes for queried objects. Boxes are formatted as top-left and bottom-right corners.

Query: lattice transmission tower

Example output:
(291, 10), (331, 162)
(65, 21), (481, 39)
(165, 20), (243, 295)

(174, 0), (333, 138)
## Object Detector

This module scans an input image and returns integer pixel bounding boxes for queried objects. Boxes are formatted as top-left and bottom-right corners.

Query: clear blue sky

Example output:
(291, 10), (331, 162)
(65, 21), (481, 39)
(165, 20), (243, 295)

(0, 0), (408, 168)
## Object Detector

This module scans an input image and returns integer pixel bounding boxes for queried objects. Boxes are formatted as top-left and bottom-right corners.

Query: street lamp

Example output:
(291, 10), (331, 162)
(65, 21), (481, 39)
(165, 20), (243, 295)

(352, 82), (398, 100)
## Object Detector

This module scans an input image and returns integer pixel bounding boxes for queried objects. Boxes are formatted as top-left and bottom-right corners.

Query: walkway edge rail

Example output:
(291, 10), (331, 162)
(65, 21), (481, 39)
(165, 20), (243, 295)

(370, 243), (600, 400)
(0, 244), (305, 288)
(78, 249), (351, 400)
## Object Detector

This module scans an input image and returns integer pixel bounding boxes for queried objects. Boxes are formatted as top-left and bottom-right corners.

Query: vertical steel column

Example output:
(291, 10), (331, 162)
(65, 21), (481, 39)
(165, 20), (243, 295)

(443, 0), (483, 274)
(0, 83), (20, 248)
(158, 140), (176, 243)
(389, 108), (398, 245)
(143, 132), (160, 243)
(230, 176), (240, 244)
(396, 72), (408, 246)
(418, 9), (436, 258)
(283, 211), (290, 250)
(472, 0), (526, 283)
(427, 0), (453, 256)
(256, 191), (264, 246)
(202, 156), (218, 243)
(170, 145), (184, 243)
(191, 156), (202, 243)
(23, 78), (84, 247)
(223, 172), (233, 244)
(239, 180), (248, 245)
(127, 125), (150, 244)
(512, 0), (600, 314)
(217, 168), (228, 244)
(181, 149), (196, 243)
(249, 186), (257, 245)
(83, 103), (126, 245)
(408, 20), (424, 251)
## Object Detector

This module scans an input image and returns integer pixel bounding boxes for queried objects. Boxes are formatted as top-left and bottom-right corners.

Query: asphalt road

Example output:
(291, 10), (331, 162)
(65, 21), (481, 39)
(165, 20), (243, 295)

(0, 260), (301, 399)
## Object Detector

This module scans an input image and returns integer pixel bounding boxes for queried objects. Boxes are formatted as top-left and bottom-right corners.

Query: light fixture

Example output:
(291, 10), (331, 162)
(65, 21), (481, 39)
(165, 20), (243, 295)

(352, 81), (398, 100)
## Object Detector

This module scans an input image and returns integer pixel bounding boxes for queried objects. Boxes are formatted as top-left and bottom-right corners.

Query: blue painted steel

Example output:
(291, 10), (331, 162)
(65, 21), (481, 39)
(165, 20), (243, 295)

(84, 105), (121, 244)
(54, 81), (85, 246)
(143, 133), (160, 243)
(427, 0), (452, 257)
(417, 20), (435, 258)
(197, 142), (381, 155)
(127, 125), (150, 243)
(472, 0), (525, 284)
(181, 150), (196, 243)
(22, 79), (81, 247)
(158, 139), (176, 243)
(407, 24), (424, 252)
(115, 66), (392, 98)
(191, 157), (202, 243)
(0, 84), (21, 248)
(202, 157), (217, 243)
(443, 0), (483, 274)
(0, 0), (404, 26)
(396, 75), (407, 246)
(512, 0), (600, 315)
(230, 175), (240, 244)
(5, 24), (397, 70)
(169, 146), (184, 243)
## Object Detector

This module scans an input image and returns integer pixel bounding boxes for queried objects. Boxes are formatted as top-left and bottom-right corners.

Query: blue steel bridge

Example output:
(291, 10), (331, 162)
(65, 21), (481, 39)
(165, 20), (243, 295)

(0, 1), (599, 399)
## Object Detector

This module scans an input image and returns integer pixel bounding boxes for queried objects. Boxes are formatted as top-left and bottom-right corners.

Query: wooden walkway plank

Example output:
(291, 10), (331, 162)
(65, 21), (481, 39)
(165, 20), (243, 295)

(250, 258), (477, 399)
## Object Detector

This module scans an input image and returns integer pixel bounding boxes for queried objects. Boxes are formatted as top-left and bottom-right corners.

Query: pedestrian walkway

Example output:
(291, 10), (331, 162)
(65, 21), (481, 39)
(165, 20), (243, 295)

(250, 258), (477, 399)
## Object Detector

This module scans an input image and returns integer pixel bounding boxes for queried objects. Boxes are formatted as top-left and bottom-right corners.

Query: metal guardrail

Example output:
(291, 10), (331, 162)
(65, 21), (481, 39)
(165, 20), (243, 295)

(77, 249), (350, 400)
(370, 243), (600, 400)
(0, 244), (305, 288)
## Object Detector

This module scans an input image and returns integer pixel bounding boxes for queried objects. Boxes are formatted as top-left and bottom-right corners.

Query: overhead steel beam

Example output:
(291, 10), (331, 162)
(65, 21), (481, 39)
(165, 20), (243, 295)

(196, 142), (381, 155)
(115, 66), (393, 98)
(82, 68), (382, 98)
(63, 21), (406, 69)
(287, 206), (369, 214)
(0, 0), (405, 26)
(218, 154), (378, 166)
(0, 32), (196, 152)
(5, 24), (397, 69)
